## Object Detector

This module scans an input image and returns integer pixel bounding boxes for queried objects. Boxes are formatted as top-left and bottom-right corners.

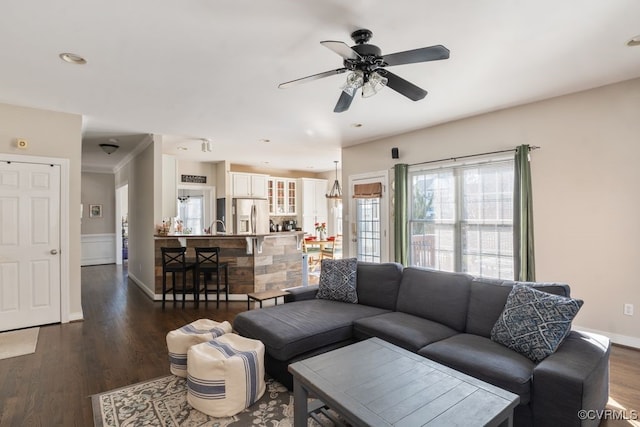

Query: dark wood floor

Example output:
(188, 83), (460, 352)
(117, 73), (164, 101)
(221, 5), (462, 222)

(0, 264), (638, 426)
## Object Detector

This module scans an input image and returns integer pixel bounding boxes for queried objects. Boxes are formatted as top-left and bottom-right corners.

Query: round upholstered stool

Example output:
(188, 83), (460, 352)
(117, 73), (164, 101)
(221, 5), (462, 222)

(187, 333), (265, 417)
(166, 318), (232, 377)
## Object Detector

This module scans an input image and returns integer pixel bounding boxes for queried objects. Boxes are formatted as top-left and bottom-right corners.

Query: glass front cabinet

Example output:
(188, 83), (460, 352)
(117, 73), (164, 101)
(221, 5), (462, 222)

(268, 178), (297, 216)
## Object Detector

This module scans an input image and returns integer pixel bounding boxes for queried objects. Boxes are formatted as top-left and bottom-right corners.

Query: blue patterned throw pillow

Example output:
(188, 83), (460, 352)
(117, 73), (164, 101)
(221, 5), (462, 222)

(490, 284), (583, 362)
(316, 258), (358, 304)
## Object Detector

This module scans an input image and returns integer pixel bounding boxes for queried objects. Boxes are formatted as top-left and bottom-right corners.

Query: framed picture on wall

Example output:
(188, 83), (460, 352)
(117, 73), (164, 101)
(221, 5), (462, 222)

(89, 204), (103, 218)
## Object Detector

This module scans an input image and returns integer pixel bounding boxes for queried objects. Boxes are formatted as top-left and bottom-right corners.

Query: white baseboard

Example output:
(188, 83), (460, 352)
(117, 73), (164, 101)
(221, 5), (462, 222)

(68, 311), (84, 322)
(81, 233), (116, 266)
(574, 325), (640, 349)
(148, 293), (247, 302)
(128, 272), (155, 299)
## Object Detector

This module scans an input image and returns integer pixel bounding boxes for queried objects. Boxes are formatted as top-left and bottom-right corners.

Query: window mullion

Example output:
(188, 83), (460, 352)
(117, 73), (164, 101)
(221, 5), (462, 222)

(454, 167), (463, 273)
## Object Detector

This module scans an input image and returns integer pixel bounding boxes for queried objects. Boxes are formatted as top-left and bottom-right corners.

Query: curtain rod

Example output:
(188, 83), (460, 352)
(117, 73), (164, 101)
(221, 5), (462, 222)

(409, 145), (540, 167)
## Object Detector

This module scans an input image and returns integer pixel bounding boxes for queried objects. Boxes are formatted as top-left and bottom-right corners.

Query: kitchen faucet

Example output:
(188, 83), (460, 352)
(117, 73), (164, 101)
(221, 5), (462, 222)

(212, 219), (226, 233)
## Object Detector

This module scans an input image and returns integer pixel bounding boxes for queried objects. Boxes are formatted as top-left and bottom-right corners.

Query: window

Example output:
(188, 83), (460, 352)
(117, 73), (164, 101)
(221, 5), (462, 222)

(177, 196), (203, 233)
(408, 159), (514, 279)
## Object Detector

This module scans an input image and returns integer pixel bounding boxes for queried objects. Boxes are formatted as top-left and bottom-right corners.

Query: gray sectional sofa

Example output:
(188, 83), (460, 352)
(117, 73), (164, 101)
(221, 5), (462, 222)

(233, 262), (610, 427)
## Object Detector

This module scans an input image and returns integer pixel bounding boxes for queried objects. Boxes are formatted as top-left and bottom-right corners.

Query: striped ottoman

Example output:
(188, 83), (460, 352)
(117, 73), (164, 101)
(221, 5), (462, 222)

(166, 319), (232, 377)
(187, 333), (265, 417)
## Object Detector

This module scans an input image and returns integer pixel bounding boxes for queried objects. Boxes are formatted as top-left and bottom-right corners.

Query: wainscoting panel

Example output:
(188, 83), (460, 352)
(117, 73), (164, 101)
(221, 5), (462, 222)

(81, 233), (116, 266)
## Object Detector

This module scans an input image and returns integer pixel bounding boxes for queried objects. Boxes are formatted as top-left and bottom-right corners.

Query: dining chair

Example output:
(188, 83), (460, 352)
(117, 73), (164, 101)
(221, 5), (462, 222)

(194, 247), (229, 309)
(303, 238), (321, 272)
(161, 247), (199, 309)
(321, 234), (342, 260)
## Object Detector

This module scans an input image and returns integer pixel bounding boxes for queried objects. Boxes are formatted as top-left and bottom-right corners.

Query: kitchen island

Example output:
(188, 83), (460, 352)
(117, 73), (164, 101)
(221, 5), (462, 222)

(154, 231), (304, 297)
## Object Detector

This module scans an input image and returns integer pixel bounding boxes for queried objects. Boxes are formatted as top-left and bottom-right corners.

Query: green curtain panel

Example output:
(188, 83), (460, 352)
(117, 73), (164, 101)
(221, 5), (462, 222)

(394, 164), (408, 265)
(513, 145), (536, 281)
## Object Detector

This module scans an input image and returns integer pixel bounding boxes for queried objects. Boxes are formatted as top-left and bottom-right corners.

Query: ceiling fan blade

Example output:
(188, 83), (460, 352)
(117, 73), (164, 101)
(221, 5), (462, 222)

(278, 68), (347, 89)
(383, 70), (428, 101)
(320, 41), (363, 61)
(383, 45), (450, 67)
(334, 91), (355, 113)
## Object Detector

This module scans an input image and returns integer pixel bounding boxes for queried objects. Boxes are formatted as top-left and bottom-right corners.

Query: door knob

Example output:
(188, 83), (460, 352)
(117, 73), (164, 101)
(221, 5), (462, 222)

(50, 249), (58, 255)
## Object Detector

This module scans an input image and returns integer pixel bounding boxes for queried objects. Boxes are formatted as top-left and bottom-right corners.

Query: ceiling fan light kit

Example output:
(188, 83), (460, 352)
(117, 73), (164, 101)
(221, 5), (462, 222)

(279, 28), (449, 112)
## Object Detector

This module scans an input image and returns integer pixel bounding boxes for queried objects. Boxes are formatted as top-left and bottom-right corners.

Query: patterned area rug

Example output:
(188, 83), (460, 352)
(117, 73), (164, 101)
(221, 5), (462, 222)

(92, 375), (338, 426)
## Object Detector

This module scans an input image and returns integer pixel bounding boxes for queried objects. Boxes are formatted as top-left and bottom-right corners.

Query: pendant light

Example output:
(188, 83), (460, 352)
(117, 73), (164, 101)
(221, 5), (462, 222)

(326, 160), (342, 199)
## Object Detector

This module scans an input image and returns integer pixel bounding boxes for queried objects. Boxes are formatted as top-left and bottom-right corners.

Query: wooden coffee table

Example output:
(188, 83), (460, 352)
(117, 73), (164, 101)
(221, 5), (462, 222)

(246, 289), (290, 310)
(288, 338), (520, 427)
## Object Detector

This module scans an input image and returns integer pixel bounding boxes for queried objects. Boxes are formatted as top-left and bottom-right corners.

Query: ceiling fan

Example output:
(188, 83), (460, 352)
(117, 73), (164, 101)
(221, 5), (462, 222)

(278, 29), (450, 113)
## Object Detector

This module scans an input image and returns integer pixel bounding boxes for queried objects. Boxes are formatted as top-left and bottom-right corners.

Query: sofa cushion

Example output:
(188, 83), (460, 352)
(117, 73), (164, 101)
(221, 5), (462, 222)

(353, 312), (458, 352)
(491, 284), (583, 362)
(419, 334), (535, 404)
(466, 277), (571, 338)
(395, 267), (472, 331)
(316, 258), (358, 303)
(233, 299), (389, 361)
(355, 262), (403, 310)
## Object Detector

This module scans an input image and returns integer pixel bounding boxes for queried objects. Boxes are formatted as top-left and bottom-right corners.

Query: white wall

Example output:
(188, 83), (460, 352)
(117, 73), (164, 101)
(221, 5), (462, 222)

(343, 78), (640, 346)
(0, 102), (83, 321)
(115, 135), (158, 297)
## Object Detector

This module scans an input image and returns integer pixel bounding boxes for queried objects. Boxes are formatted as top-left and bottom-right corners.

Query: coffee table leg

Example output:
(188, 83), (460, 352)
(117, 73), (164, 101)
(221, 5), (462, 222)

(293, 377), (309, 427)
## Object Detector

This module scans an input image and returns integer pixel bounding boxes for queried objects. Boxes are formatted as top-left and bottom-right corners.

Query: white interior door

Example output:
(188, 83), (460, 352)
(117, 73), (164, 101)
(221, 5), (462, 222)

(0, 161), (61, 331)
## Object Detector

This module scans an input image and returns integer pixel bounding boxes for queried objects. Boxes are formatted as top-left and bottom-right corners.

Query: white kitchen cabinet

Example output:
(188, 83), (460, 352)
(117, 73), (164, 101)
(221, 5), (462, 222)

(298, 178), (328, 234)
(268, 177), (297, 215)
(231, 172), (268, 198)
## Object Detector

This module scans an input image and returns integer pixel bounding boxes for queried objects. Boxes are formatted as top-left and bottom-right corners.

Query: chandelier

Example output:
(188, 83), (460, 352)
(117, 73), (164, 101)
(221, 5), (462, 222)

(326, 160), (342, 199)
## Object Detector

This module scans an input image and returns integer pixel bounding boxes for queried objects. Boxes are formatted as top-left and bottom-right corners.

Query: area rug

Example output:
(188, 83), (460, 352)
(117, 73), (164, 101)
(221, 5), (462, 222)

(0, 327), (39, 360)
(92, 375), (339, 427)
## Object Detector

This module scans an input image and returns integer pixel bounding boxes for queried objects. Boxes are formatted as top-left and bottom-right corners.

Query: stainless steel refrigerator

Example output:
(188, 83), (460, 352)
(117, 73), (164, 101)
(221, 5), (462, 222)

(232, 198), (270, 234)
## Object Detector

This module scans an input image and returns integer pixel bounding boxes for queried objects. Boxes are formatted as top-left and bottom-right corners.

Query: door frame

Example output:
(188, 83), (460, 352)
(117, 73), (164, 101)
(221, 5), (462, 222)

(2, 153), (70, 323)
(348, 170), (390, 262)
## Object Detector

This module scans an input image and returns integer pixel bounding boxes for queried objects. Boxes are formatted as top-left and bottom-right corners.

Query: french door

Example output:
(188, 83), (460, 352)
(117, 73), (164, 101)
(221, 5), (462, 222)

(349, 172), (389, 263)
(0, 161), (61, 331)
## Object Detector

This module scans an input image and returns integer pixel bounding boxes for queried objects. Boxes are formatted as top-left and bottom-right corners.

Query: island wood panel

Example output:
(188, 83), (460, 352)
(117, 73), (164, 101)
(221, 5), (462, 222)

(154, 233), (303, 296)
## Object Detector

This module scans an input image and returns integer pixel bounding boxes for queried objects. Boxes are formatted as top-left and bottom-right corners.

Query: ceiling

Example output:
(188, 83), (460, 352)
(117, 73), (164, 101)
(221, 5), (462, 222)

(2, 1), (640, 173)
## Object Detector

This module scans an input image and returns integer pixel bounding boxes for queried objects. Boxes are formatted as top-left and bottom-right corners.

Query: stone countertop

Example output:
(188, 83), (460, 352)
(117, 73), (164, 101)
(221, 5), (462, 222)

(155, 231), (304, 254)
(154, 231), (304, 239)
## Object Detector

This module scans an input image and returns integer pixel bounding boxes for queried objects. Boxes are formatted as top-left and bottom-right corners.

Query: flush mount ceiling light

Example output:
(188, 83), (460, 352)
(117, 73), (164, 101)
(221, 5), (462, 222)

(201, 139), (212, 152)
(59, 52), (86, 64)
(99, 143), (119, 155)
(627, 35), (640, 46)
(326, 160), (342, 199)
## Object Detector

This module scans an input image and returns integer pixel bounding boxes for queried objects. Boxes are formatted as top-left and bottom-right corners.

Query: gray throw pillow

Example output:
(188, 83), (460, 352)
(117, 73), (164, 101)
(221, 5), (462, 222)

(316, 258), (358, 304)
(490, 284), (583, 362)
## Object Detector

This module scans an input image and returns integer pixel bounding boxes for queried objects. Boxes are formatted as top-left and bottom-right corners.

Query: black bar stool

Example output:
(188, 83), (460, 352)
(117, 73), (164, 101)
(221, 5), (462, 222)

(195, 247), (229, 309)
(161, 247), (198, 309)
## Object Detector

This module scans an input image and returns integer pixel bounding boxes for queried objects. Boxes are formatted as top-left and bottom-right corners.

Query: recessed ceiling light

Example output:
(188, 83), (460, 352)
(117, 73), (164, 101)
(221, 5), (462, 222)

(259, 138), (271, 143)
(627, 35), (640, 46)
(177, 146), (188, 151)
(59, 52), (87, 64)
(351, 123), (363, 128)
